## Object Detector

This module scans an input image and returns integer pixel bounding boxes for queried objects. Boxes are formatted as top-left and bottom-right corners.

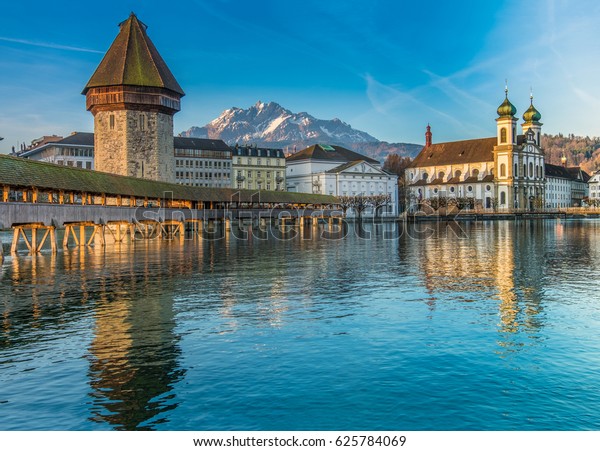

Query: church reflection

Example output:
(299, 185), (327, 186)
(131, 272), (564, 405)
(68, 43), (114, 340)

(414, 221), (550, 353)
(86, 247), (185, 430)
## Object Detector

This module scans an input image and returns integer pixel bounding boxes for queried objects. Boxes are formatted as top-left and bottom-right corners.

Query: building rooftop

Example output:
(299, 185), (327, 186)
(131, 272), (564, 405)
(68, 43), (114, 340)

(0, 154), (336, 204)
(286, 144), (379, 164)
(83, 13), (184, 96)
(173, 137), (230, 152)
(232, 145), (285, 158)
(410, 137), (497, 168)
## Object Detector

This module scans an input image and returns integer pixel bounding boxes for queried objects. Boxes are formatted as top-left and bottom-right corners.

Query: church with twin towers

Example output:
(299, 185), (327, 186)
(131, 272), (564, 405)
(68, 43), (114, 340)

(406, 88), (546, 211)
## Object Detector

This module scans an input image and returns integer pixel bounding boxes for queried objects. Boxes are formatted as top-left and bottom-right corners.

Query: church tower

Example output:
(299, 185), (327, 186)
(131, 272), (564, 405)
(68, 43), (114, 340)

(493, 86), (518, 209)
(83, 13), (184, 182)
(521, 93), (542, 147)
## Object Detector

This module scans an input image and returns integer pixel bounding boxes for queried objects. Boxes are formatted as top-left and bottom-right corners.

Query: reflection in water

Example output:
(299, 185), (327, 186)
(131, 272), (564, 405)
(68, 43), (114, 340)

(86, 247), (184, 430)
(413, 221), (549, 353)
(2, 220), (600, 430)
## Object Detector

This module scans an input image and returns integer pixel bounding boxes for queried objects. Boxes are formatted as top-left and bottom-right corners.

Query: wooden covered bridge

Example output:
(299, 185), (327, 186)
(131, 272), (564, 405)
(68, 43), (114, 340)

(0, 154), (342, 257)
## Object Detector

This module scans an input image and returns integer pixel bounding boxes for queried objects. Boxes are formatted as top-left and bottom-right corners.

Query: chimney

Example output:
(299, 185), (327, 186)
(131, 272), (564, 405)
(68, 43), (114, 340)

(425, 124), (432, 148)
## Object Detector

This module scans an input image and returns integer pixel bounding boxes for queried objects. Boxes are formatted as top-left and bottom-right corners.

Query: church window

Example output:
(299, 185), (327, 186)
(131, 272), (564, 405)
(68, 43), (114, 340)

(438, 171), (445, 180)
(486, 185), (491, 192)
(500, 164), (506, 177)
(500, 191), (506, 205)
(529, 162), (534, 177)
(454, 170), (461, 179)
(467, 186), (473, 192)
(500, 128), (507, 143)
(422, 173), (428, 181)
(515, 163), (518, 177)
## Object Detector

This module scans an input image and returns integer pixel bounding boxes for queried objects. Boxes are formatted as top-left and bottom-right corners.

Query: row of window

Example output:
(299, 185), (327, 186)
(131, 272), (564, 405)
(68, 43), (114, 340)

(175, 171), (231, 179)
(55, 159), (93, 169)
(236, 170), (283, 179)
(50, 148), (93, 157)
(499, 162), (544, 178)
(176, 159), (231, 169)
(175, 149), (231, 159)
(235, 157), (284, 166)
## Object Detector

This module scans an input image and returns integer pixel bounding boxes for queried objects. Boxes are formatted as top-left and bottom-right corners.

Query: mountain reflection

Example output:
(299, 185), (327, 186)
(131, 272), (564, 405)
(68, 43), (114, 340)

(86, 247), (184, 430)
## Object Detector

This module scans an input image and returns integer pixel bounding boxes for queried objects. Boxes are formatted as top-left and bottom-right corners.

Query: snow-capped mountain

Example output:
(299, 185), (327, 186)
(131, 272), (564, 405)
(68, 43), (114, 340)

(180, 101), (422, 160)
(181, 101), (378, 145)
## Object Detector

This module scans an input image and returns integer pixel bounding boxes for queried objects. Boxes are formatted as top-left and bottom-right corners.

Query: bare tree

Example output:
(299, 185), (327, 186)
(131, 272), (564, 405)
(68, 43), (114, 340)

(371, 194), (391, 218)
(351, 194), (372, 220)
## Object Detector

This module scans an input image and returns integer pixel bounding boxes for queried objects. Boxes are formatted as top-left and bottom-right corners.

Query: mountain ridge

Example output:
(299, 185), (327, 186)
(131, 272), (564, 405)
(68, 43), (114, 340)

(179, 101), (421, 161)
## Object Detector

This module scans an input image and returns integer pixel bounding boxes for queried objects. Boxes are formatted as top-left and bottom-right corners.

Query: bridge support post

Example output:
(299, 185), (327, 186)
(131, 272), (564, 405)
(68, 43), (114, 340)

(10, 223), (57, 255)
(63, 222), (104, 248)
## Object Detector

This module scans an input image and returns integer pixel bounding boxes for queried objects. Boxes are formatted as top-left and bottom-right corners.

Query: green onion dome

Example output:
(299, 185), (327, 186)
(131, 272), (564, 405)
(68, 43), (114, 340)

(522, 97), (542, 123)
(497, 89), (517, 118)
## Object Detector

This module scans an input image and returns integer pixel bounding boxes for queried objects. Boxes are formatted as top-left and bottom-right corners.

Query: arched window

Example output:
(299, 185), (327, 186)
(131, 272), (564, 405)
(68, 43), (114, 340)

(422, 172), (429, 181)
(500, 128), (507, 143)
(529, 162), (534, 178)
(472, 169), (479, 179)
(438, 171), (445, 180)
(454, 170), (462, 179)
(500, 191), (506, 205)
(500, 163), (506, 177)
(515, 163), (518, 177)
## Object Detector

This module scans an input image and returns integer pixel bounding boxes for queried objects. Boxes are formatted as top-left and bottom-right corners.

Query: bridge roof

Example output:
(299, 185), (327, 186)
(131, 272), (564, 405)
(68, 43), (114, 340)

(0, 154), (337, 205)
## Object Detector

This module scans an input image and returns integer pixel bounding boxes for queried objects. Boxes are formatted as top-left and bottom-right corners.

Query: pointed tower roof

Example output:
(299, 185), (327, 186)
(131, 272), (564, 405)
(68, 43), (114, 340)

(522, 93), (542, 124)
(497, 86), (516, 118)
(82, 13), (184, 96)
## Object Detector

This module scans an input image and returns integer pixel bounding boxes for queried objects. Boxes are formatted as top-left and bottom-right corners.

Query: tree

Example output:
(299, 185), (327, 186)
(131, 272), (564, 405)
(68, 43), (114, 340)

(383, 154), (413, 213)
(371, 194), (391, 217)
(351, 194), (371, 220)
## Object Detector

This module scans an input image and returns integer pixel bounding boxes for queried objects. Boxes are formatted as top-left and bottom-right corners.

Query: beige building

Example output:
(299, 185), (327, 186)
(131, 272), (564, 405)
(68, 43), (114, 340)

(231, 145), (286, 191)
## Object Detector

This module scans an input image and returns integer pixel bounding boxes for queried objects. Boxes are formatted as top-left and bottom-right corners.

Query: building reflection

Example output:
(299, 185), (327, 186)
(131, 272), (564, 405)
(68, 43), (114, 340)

(86, 247), (185, 430)
(414, 221), (549, 353)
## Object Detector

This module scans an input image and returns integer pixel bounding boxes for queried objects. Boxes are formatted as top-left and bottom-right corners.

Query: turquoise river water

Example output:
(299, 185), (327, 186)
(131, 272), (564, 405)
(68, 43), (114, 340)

(1, 220), (600, 430)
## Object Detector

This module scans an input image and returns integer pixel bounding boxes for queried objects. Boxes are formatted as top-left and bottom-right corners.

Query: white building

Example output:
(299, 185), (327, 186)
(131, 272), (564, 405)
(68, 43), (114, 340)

(589, 171), (600, 202)
(173, 137), (232, 188)
(544, 164), (573, 208)
(286, 144), (398, 216)
(544, 162), (591, 208)
(19, 132), (95, 169)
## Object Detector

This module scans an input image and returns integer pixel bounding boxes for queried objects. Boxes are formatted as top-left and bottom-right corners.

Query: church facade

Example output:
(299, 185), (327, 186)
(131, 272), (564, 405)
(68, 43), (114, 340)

(406, 90), (546, 211)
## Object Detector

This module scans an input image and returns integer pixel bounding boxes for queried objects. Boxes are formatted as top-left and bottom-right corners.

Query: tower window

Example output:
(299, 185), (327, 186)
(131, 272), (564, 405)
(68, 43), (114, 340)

(500, 164), (506, 177)
(500, 127), (507, 143)
(109, 114), (115, 130)
(500, 191), (506, 205)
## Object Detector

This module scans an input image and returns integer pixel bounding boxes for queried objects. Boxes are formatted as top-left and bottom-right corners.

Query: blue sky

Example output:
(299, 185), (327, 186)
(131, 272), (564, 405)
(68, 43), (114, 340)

(1, 0), (600, 152)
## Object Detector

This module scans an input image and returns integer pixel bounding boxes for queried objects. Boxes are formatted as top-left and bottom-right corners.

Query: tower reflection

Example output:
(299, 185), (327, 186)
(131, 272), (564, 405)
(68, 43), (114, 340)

(86, 247), (185, 430)
(414, 221), (548, 353)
